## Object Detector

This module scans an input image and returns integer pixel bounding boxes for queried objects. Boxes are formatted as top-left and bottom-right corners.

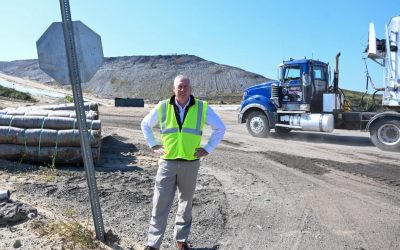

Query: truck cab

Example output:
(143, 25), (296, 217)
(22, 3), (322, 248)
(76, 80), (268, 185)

(278, 59), (329, 113)
(238, 59), (333, 137)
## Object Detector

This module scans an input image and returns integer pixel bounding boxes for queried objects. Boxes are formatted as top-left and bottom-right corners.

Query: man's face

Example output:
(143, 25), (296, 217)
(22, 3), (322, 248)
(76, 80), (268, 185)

(173, 78), (191, 102)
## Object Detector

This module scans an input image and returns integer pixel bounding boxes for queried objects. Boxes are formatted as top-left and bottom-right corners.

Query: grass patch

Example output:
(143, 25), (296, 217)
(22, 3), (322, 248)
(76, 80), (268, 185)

(40, 164), (57, 182)
(16, 153), (57, 182)
(64, 95), (74, 103)
(0, 85), (37, 102)
(35, 153), (58, 182)
(31, 208), (99, 249)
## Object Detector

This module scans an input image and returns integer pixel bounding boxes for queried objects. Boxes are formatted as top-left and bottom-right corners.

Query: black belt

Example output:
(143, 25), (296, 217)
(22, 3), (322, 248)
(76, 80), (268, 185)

(164, 158), (199, 162)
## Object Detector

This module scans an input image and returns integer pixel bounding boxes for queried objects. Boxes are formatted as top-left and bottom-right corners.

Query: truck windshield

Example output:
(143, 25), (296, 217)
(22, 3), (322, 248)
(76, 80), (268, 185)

(283, 66), (301, 82)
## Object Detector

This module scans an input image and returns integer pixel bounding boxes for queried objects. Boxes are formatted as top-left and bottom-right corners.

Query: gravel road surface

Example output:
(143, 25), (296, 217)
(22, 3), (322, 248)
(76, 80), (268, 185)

(1, 105), (399, 250)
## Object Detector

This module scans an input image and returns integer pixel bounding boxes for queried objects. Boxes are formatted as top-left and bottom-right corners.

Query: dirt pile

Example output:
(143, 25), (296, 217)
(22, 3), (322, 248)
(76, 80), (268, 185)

(0, 55), (270, 102)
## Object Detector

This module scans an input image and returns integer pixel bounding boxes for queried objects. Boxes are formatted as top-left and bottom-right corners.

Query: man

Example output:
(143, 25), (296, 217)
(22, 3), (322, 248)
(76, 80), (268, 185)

(141, 74), (226, 250)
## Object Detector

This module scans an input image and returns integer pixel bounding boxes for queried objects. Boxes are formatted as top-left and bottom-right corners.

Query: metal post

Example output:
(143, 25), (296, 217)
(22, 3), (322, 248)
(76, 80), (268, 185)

(59, 0), (105, 242)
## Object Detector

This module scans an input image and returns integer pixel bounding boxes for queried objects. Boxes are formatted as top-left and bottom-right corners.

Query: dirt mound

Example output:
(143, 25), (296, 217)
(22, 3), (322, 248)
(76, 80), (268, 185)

(0, 55), (270, 102)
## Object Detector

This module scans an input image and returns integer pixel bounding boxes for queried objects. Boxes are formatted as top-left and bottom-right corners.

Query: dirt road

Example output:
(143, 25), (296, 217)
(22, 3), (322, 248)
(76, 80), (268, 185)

(205, 107), (400, 249)
(1, 104), (400, 250)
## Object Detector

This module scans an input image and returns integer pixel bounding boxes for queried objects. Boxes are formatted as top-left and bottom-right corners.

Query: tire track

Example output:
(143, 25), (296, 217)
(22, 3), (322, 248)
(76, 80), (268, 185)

(217, 147), (400, 188)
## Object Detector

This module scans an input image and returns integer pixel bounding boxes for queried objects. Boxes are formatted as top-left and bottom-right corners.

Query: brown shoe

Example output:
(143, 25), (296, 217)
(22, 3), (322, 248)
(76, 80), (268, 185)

(144, 246), (158, 250)
(177, 241), (190, 250)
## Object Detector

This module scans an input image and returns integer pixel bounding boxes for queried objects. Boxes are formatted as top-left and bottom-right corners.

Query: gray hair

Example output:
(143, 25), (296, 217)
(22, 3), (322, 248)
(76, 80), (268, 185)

(174, 74), (191, 87)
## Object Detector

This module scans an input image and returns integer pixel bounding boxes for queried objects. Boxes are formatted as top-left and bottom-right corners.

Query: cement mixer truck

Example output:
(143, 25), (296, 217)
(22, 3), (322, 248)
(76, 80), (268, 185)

(238, 16), (400, 151)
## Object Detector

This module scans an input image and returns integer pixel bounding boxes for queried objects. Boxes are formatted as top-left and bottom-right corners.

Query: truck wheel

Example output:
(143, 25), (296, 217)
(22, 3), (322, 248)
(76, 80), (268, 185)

(370, 118), (400, 151)
(246, 111), (270, 137)
(275, 127), (291, 136)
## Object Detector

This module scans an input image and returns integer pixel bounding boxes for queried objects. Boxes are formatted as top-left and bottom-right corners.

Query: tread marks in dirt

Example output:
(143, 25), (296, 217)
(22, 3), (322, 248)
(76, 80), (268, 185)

(260, 151), (400, 188)
(261, 151), (330, 175)
(216, 147), (400, 188)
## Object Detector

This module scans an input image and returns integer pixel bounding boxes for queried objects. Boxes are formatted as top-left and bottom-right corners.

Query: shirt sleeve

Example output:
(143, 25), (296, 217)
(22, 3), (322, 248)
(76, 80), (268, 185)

(203, 105), (226, 153)
(141, 105), (160, 148)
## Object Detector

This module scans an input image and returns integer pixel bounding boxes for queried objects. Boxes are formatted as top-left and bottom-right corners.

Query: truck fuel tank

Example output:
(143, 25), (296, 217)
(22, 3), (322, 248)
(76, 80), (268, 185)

(278, 113), (334, 132)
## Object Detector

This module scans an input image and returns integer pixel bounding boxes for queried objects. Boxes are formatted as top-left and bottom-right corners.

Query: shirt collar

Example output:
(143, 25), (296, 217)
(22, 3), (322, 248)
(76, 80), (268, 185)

(175, 96), (191, 109)
(170, 95), (195, 109)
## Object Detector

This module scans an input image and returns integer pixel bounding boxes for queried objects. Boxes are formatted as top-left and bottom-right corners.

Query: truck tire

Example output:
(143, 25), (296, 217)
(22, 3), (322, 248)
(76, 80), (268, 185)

(246, 111), (270, 137)
(370, 118), (400, 152)
(275, 127), (291, 136)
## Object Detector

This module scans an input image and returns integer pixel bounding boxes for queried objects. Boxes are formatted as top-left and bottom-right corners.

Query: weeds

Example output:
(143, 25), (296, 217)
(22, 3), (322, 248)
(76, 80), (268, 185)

(16, 153), (28, 177)
(18, 153), (26, 167)
(64, 95), (74, 103)
(38, 153), (58, 182)
(31, 208), (99, 249)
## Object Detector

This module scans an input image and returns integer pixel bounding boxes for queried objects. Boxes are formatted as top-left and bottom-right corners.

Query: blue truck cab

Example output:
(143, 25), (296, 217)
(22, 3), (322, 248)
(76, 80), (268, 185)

(238, 58), (330, 137)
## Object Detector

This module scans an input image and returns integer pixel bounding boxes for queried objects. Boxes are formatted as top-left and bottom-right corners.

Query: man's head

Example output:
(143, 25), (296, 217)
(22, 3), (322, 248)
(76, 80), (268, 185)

(173, 74), (191, 105)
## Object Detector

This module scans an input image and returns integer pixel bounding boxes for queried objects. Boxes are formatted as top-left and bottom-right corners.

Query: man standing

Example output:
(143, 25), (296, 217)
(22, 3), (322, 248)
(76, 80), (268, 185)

(141, 74), (226, 250)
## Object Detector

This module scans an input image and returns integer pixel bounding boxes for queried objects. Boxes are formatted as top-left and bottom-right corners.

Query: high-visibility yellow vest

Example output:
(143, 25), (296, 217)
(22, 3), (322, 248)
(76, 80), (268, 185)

(157, 98), (207, 160)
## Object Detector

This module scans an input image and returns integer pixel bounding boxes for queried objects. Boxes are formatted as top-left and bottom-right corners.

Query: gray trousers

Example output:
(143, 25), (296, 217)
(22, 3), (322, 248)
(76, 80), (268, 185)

(147, 159), (200, 248)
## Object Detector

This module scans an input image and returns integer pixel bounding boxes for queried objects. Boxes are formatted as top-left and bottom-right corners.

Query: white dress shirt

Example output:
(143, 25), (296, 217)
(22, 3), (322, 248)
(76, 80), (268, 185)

(141, 98), (226, 153)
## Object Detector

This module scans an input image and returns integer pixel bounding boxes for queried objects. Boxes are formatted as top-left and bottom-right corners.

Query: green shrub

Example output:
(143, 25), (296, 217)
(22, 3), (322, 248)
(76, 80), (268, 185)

(0, 85), (37, 102)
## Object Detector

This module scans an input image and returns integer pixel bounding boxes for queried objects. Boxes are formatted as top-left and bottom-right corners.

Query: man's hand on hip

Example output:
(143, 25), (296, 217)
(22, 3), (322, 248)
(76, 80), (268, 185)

(194, 148), (209, 158)
(152, 145), (165, 155)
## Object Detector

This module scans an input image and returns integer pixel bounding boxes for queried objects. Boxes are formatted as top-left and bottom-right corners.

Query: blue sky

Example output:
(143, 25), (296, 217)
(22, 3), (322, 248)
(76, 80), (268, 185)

(0, 0), (398, 91)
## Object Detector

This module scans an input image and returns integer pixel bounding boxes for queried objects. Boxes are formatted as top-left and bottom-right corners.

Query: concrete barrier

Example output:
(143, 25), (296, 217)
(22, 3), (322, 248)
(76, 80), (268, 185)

(114, 98), (144, 107)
